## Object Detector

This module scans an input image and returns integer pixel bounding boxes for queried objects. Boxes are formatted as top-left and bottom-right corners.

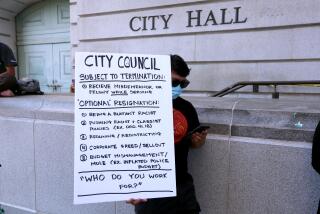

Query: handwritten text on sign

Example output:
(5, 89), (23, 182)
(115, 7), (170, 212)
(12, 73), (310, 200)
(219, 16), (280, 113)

(74, 52), (176, 204)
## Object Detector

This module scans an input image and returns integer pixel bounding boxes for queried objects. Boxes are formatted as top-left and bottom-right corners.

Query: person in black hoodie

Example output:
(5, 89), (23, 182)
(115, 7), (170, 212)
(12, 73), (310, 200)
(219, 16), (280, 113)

(312, 121), (320, 214)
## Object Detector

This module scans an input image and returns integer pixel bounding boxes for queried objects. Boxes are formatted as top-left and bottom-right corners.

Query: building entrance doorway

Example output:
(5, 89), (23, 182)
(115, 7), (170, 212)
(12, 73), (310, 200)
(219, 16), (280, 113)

(16, 0), (71, 93)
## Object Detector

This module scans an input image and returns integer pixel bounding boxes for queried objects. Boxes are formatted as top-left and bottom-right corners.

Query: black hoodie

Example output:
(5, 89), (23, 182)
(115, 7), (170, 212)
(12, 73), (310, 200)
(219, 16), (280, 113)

(312, 121), (320, 174)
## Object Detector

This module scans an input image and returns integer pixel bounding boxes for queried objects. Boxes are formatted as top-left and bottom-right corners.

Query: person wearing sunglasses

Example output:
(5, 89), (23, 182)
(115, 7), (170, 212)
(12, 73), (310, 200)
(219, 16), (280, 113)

(128, 54), (208, 214)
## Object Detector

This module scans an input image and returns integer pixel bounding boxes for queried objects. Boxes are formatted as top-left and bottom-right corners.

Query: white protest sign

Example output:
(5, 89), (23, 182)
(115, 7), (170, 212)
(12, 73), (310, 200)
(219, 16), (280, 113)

(74, 52), (176, 204)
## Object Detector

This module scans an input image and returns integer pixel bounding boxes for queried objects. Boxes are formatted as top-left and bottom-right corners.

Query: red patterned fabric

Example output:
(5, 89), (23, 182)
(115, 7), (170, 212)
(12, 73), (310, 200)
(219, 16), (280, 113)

(173, 108), (188, 144)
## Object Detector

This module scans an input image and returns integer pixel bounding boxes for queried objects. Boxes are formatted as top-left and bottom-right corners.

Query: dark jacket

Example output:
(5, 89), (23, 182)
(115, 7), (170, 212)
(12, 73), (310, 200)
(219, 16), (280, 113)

(312, 121), (320, 174)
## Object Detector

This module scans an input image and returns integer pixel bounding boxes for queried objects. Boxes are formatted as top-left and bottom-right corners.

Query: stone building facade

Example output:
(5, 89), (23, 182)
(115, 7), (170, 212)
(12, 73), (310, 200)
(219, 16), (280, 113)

(0, 1), (320, 214)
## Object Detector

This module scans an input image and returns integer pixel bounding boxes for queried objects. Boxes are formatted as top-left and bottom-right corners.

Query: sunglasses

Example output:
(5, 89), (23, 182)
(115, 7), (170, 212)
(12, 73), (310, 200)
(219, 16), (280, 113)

(172, 79), (190, 88)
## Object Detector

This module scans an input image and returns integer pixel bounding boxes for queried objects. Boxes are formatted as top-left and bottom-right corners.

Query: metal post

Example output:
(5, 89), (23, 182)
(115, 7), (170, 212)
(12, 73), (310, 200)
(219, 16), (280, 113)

(272, 85), (279, 99)
(253, 85), (259, 93)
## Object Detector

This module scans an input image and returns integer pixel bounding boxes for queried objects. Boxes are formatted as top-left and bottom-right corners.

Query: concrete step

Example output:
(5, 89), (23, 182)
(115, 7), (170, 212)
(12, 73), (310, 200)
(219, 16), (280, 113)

(231, 124), (314, 142)
(186, 96), (320, 142)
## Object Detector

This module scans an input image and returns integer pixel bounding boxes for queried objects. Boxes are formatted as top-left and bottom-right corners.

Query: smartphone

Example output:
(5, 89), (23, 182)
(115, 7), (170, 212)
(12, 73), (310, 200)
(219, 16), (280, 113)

(191, 125), (210, 133)
(184, 125), (210, 140)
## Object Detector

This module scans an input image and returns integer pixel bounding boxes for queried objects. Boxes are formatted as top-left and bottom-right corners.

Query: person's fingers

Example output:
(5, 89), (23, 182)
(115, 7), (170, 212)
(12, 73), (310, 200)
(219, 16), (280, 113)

(193, 130), (207, 137)
(201, 133), (207, 138)
(126, 199), (134, 203)
(0, 89), (14, 97)
(192, 132), (207, 144)
(132, 199), (147, 205)
(126, 199), (147, 205)
(194, 132), (206, 138)
(192, 132), (201, 138)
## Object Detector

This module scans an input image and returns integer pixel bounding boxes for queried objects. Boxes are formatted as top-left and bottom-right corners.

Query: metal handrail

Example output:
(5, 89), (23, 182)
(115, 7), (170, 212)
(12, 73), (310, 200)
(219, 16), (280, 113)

(211, 80), (320, 98)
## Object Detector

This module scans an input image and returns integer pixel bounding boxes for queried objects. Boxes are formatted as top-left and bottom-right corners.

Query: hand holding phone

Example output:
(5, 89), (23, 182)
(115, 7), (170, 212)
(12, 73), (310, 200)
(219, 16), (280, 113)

(191, 125), (210, 134)
(189, 125), (209, 148)
(184, 125), (210, 141)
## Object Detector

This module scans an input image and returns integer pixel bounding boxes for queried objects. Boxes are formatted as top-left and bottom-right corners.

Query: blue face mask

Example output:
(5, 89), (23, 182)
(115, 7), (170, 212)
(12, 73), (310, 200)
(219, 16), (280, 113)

(172, 85), (183, 99)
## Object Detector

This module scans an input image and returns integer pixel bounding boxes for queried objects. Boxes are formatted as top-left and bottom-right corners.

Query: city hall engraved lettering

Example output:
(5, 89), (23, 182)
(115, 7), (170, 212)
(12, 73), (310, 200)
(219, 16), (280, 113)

(129, 7), (247, 32)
